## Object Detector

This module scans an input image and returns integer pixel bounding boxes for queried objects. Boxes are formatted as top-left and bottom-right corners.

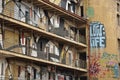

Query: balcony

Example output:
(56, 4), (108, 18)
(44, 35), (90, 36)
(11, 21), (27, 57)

(32, 0), (87, 25)
(0, 37), (87, 70)
(0, 48), (87, 72)
(61, 58), (87, 69)
(75, 59), (87, 69)
(0, 1), (87, 48)
(0, 0), (87, 74)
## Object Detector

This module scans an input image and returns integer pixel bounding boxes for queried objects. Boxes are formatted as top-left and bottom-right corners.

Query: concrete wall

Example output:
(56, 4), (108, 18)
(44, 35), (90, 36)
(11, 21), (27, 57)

(88, 0), (119, 80)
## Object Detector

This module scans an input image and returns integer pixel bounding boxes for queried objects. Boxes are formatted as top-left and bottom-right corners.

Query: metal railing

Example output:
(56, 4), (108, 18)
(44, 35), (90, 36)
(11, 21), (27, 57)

(0, 1), (86, 44)
(0, 76), (41, 80)
(74, 59), (87, 69)
(1, 41), (87, 69)
(61, 57), (87, 69)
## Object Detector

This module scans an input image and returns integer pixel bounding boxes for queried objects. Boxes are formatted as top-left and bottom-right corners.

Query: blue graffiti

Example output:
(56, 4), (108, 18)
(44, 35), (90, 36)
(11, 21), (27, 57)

(90, 22), (106, 48)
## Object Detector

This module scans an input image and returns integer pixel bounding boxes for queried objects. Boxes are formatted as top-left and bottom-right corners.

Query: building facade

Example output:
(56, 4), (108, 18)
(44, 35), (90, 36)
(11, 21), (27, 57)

(0, 0), (88, 80)
(88, 0), (120, 80)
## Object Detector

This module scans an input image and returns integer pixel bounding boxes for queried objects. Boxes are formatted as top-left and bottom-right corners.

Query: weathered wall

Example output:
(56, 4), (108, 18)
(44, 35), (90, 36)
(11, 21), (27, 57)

(49, 0), (61, 5)
(4, 28), (20, 52)
(88, 0), (119, 80)
(3, 1), (15, 18)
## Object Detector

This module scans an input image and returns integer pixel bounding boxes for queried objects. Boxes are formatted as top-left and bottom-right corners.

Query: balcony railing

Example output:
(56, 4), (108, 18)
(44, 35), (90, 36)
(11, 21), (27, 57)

(0, 1), (86, 44)
(1, 41), (86, 69)
(0, 75), (41, 80)
(60, 57), (86, 69)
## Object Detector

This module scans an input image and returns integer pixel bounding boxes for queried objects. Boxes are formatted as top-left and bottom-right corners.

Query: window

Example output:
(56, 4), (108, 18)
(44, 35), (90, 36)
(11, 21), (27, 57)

(117, 3), (119, 12)
(80, 6), (84, 17)
(66, 1), (76, 13)
(118, 39), (120, 53)
(117, 14), (120, 25)
(117, 0), (120, 26)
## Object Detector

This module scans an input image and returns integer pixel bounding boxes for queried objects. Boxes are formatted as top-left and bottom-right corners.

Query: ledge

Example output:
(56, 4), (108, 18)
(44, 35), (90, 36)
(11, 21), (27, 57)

(0, 50), (87, 72)
(0, 14), (87, 48)
(31, 0), (87, 25)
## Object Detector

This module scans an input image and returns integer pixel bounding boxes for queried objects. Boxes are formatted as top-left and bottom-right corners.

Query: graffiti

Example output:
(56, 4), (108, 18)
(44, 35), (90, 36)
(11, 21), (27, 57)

(101, 52), (119, 78)
(90, 22), (106, 48)
(113, 64), (119, 78)
(89, 57), (101, 77)
(102, 52), (118, 60)
(89, 53), (101, 78)
(90, 52), (119, 79)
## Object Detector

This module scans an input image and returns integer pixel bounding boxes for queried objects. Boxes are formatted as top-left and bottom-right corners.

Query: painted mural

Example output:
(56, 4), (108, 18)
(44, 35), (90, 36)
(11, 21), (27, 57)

(89, 22), (119, 80)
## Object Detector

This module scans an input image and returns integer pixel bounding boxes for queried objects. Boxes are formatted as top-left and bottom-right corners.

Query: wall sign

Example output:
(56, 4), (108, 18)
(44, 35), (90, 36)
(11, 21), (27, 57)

(90, 22), (106, 48)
